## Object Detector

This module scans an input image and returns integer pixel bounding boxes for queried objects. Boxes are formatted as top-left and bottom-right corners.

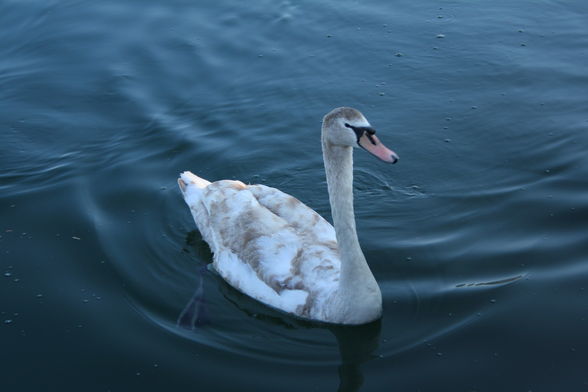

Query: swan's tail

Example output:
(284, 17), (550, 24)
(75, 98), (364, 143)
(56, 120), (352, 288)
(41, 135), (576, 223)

(178, 171), (211, 204)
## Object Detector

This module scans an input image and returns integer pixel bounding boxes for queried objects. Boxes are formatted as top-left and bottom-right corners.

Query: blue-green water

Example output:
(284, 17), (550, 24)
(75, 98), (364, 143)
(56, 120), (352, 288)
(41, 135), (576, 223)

(1, 0), (588, 390)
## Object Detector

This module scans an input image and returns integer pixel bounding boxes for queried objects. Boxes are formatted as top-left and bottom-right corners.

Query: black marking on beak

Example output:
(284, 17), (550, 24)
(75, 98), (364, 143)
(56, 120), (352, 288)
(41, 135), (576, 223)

(345, 123), (377, 145)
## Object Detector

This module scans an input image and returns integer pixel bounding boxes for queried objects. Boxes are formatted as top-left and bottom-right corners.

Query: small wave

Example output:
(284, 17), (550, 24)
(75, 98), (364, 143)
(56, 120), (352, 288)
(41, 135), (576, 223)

(455, 274), (523, 289)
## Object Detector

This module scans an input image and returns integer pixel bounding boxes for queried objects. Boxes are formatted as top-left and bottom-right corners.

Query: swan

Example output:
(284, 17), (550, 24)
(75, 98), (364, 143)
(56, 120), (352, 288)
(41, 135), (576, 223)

(178, 107), (399, 325)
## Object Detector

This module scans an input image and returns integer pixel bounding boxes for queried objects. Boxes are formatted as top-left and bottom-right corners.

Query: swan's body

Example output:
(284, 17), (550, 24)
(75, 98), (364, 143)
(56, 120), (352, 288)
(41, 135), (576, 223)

(178, 107), (398, 325)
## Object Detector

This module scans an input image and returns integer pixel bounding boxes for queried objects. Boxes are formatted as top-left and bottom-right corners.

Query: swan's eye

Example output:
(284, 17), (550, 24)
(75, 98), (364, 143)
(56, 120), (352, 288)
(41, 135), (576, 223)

(345, 123), (377, 143)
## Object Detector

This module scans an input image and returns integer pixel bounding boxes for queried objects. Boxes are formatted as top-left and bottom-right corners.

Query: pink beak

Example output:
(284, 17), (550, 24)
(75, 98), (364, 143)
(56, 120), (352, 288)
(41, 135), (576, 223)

(358, 133), (399, 163)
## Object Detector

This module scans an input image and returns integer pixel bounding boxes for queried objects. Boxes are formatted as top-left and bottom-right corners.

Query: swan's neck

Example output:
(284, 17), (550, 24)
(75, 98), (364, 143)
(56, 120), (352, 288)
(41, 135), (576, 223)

(322, 138), (382, 322)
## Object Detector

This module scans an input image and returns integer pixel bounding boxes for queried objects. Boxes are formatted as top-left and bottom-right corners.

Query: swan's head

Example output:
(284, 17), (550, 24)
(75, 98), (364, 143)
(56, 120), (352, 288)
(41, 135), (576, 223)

(322, 107), (399, 163)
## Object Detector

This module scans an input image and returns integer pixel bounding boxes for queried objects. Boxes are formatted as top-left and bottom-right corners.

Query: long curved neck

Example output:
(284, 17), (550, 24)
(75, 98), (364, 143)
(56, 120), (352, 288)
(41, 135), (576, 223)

(321, 135), (381, 318)
(322, 142), (363, 277)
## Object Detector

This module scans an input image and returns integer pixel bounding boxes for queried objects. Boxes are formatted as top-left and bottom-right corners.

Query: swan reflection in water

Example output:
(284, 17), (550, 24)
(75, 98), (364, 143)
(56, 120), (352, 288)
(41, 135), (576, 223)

(177, 256), (381, 392)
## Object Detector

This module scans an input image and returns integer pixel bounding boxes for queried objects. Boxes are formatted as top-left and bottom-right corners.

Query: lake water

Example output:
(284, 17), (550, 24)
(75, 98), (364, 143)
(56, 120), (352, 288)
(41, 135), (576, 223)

(1, 0), (587, 390)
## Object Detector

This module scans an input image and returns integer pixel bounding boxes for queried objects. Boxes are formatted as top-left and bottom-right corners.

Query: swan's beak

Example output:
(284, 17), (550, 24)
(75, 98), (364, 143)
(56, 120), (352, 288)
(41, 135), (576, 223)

(358, 132), (399, 163)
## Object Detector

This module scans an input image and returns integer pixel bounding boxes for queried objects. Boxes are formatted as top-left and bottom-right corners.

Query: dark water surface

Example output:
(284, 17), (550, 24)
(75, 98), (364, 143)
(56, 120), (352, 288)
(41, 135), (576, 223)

(1, 0), (588, 390)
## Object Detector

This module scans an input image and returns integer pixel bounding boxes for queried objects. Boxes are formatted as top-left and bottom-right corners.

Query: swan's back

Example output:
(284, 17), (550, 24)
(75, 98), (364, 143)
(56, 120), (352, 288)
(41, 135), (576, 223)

(178, 171), (341, 321)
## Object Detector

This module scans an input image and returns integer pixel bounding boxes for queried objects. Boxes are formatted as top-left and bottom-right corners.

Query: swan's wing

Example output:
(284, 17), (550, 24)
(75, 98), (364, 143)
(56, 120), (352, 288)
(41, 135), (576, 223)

(247, 184), (337, 244)
(191, 180), (340, 318)
(247, 184), (342, 318)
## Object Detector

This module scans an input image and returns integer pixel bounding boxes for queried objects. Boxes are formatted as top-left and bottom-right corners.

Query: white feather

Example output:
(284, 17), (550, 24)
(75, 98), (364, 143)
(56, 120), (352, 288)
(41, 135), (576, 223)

(179, 172), (341, 320)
